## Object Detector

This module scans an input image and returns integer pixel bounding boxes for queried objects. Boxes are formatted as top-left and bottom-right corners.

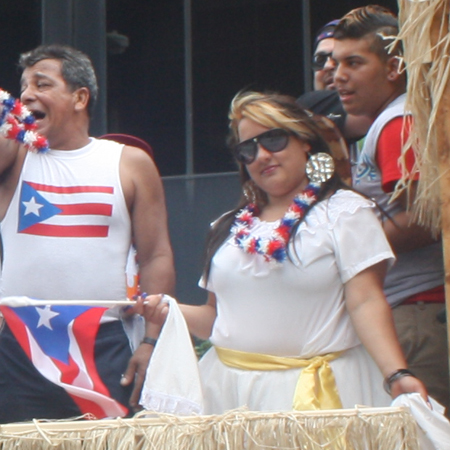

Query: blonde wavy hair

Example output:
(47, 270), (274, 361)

(228, 91), (325, 149)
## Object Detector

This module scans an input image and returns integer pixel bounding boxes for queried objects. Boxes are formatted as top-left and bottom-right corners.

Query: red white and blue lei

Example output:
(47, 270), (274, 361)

(0, 88), (49, 152)
(232, 182), (321, 263)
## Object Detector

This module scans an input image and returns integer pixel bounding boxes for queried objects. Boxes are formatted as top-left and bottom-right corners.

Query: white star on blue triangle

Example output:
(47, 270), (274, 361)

(12, 304), (92, 364)
(18, 182), (62, 232)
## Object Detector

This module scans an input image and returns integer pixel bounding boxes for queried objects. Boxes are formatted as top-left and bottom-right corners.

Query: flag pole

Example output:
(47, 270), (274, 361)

(0, 297), (142, 307)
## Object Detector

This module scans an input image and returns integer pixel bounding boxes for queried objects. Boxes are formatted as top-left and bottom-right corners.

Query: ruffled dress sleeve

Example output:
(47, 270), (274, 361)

(325, 190), (395, 283)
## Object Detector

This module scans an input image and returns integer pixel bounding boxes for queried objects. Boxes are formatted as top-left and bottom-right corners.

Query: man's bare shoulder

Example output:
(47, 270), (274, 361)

(120, 144), (160, 180)
(121, 144), (156, 166)
(118, 144), (163, 211)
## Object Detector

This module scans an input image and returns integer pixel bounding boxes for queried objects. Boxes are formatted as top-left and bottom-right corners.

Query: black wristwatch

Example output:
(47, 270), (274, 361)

(383, 369), (415, 394)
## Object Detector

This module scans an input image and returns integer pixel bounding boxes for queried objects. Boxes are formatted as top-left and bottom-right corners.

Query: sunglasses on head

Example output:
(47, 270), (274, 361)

(233, 128), (291, 165)
(312, 51), (333, 71)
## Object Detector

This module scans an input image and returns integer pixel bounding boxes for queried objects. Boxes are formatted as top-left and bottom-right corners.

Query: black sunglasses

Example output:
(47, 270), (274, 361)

(233, 128), (291, 165)
(312, 51), (333, 71)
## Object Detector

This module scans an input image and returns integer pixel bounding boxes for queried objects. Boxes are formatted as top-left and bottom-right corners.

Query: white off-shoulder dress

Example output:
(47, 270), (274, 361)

(199, 190), (394, 414)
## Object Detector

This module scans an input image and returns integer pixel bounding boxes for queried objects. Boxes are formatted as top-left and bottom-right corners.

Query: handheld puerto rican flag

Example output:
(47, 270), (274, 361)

(18, 180), (113, 238)
(0, 298), (128, 419)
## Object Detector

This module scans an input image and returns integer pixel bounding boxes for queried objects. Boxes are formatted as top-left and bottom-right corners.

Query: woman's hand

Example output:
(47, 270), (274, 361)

(132, 293), (170, 327)
(389, 375), (429, 405)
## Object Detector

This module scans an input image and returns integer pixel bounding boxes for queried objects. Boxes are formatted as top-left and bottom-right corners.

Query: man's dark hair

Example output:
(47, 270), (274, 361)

(334, 5), (401, 60)
(19, 44), (98, 116)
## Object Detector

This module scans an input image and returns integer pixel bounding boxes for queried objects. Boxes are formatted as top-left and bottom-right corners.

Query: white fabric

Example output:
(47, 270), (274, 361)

(121, 313), (145, 353)
(202, 190), (394, 357)
(199, 190), (394, 413)
(125, 245), (139, 293)
(200, 344), (391, 414)
(0, 138), (131, 305)
(392, 393), (450, 450)
(140, 295), (204, 415)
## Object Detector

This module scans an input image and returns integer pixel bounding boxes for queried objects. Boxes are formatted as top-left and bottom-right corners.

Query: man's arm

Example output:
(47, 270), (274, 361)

(0, 139), (27, 220)
(0, 138), (22, 176)
(383, 182), (439, 253)
(119, 145), (175, 412)
(377, 117), (439, 253)
(120, 145), (175, 296)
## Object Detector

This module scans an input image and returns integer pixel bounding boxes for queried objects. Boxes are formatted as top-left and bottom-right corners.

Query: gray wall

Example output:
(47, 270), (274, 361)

(163, 172), (240, 305)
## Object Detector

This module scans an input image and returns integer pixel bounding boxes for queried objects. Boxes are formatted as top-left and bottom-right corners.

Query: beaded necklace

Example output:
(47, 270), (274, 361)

(231, 182), (321, 263)
(0, 88), (49, 152)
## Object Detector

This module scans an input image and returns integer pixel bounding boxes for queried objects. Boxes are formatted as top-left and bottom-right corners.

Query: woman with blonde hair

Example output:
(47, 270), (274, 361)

(142, 91), (427, 414)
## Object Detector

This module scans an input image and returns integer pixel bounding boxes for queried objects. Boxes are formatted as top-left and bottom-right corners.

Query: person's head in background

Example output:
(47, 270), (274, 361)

(312, 20), (340, 91)
(332, 5), (404, 120)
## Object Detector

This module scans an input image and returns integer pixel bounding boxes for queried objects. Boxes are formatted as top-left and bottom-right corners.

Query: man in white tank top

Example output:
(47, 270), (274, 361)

(0, 44), (175, 423)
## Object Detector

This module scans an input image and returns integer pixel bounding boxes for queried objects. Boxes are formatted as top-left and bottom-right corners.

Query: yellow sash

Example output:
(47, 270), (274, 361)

(215, 346), (343, 410)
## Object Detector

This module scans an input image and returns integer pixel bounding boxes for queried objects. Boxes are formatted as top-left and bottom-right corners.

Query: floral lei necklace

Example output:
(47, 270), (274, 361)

(0, 88), (49, 152)
(232, 182), (321, 263)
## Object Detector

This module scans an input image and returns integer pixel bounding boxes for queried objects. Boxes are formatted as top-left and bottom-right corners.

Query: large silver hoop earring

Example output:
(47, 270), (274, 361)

(306, 153), (335, 184)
